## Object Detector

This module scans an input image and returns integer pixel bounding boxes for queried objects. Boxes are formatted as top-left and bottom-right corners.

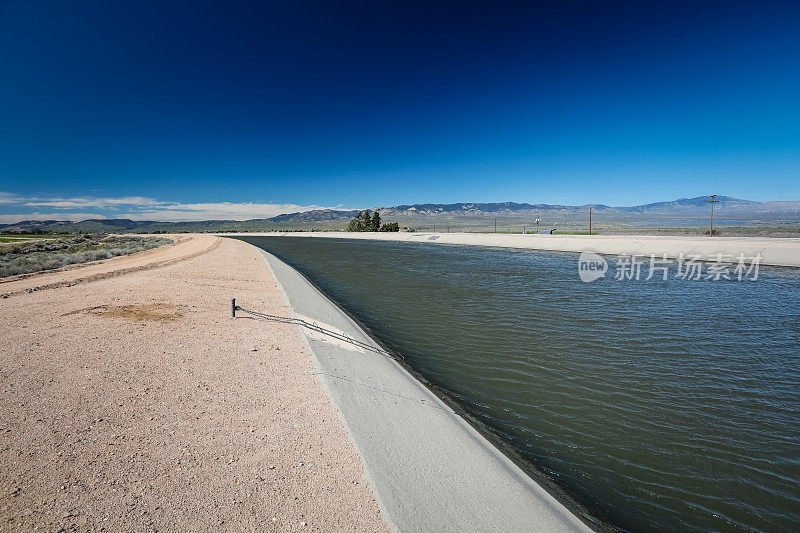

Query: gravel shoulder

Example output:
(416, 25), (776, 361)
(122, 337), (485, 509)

(0, 235), (386, 531)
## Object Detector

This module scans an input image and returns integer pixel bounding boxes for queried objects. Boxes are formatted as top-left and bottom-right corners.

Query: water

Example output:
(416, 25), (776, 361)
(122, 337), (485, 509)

(238, 236), (800, 532)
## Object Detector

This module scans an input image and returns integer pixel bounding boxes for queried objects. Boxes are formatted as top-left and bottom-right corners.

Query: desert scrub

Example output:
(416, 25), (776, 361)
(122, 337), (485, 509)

(0, 235), (172, 277)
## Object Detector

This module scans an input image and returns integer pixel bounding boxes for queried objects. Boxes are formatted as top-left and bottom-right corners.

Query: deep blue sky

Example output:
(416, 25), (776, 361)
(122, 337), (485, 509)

(1, 1), (799, 221)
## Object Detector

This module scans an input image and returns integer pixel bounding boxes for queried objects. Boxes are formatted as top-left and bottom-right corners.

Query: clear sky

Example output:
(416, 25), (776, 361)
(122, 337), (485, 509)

(1, 0), (799, 221)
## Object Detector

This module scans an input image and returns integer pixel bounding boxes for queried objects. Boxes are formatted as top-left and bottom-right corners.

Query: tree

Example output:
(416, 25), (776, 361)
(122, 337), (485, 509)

(347, 210), (374, 232)
(346, 210), (398, 232)
(361, 210), (372, 230)
(346, 211), (362, 232)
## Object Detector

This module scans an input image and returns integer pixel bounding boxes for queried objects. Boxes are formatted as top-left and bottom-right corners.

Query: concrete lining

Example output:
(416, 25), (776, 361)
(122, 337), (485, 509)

(254, 247), (593, 532)
(226, 232), (800, 267)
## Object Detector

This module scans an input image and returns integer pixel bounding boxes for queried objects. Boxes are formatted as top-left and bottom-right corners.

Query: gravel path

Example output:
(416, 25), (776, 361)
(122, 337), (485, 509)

(0, 235), (386, 531)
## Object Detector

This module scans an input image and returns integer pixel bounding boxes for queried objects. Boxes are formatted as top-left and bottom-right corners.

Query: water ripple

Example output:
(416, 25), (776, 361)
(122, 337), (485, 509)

(241, 237), (800, 532)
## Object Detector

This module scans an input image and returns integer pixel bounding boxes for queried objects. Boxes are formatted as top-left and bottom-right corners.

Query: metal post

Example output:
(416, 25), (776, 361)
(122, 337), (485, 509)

(231, 298), (236, 318)
(589, 207), (592, 235)
(705, 195), (720, 236)
(494, 218), (497, 233)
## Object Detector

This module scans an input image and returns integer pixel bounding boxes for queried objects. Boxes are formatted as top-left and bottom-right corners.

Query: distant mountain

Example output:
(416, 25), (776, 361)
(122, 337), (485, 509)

(623, 196), (760, 213)
(389, 202), (574, 213)
(763, 200), (800, 210)
(381, 196), (762, 216)
(0, 218), (155, 233)
(2, 196), (799, 233)
(268, 209), (359, 223)
(0, 218), (261, 234)
(368, 196), (797, 223)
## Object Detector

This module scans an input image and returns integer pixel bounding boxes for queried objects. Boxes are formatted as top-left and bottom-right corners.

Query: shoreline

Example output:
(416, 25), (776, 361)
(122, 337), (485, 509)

(221, 232), (800, 267)
(252, 243), (593, 532)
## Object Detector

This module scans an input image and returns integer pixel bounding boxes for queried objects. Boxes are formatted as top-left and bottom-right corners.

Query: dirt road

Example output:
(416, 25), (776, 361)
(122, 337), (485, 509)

(0, 235), (385, 531)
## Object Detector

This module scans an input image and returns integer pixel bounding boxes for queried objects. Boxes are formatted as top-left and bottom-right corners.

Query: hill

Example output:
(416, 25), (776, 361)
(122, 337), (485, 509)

(2, 196), (799, 234)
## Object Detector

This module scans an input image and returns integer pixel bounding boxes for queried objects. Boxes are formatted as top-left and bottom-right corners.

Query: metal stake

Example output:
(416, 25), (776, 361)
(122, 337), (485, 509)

(705, 195), (720, 236)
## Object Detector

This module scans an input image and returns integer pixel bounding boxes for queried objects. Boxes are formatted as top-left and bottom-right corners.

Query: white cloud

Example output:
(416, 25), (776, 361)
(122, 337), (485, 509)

(0, 192), (21, 204)
(23, 196), (163, 209)
(0, 212), (108, 224)
(119, 202), (327, 221)
(0, 191), (331, 223)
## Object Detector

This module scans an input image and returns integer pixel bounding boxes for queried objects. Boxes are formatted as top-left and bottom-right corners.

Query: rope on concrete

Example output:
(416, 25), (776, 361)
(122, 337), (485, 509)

(235, 305), (392, 357)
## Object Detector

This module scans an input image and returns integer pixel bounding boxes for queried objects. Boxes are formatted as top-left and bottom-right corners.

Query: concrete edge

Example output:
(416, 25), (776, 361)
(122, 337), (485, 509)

(256, 246), (400, 532)
(247, 243), (594, 533)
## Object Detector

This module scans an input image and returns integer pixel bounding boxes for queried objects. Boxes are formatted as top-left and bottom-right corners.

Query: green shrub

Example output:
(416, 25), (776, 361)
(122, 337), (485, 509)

(0, 235), (172, 277)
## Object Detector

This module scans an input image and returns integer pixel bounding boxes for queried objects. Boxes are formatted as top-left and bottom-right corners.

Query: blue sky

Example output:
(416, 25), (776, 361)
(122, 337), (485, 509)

(1, 0), (799, 222)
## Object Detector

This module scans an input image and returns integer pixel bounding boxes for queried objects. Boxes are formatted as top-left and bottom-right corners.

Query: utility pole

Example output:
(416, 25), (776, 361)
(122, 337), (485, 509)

(494, 218), (497, 233)
(589, 207), (592, 235)
(705, 195), (720, 236)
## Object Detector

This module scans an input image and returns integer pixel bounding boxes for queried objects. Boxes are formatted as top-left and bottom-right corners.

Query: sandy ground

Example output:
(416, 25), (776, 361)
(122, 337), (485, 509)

(0, 235), (386, 531)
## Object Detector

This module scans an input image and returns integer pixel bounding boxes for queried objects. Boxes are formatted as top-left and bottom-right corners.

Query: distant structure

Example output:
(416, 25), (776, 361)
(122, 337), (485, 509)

(705, 195), (721, 235)
(523, 218), (542, 235)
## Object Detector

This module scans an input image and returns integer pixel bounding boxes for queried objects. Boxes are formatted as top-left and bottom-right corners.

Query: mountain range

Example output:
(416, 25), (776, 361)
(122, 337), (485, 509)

(2, 196), (799, 233)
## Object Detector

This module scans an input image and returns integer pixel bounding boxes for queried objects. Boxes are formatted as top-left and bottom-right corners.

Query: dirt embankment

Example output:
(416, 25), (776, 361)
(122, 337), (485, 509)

(0, 235), (386, 531)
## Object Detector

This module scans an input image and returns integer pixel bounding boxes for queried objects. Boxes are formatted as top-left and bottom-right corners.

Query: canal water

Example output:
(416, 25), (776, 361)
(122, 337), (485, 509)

(237, 236), (800, 532)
